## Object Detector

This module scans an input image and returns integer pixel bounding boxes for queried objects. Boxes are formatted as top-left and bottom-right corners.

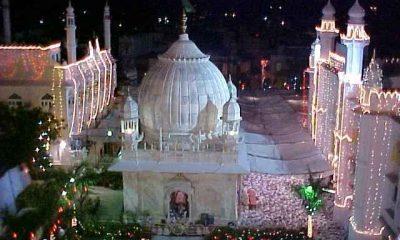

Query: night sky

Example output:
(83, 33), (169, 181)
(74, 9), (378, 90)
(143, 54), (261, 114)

(3, 0), (400, 56)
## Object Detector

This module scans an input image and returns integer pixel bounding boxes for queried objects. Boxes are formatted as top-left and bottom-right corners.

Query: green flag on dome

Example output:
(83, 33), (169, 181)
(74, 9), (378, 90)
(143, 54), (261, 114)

(181, 0), (195, 13)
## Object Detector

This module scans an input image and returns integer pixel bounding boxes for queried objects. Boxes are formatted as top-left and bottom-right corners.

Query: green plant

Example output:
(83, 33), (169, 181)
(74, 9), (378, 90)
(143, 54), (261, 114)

(0, 103), (60, 178)
(293, 175), (324, 216)
(293, 175), (324, 238)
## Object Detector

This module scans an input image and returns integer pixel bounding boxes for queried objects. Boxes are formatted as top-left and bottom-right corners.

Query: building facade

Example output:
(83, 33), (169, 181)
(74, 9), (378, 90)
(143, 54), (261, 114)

(308, 1), (400, 239)
(0, 2), (117, 165)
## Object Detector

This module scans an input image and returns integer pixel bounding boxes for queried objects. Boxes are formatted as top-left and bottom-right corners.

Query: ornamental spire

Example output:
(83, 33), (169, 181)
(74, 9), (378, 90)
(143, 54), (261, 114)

(348, 0), (365, 24)
(181, 9), (187, 34)
(363, 49), (383, 88)
(322, 0), (335, 20)
(227, 74), (238, 100)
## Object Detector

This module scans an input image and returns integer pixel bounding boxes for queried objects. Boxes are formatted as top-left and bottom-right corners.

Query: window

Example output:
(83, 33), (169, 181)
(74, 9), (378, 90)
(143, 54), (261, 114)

(8, 93), (22, 108)
(51, 53), (60, 62)
(41, 94), (53, 111)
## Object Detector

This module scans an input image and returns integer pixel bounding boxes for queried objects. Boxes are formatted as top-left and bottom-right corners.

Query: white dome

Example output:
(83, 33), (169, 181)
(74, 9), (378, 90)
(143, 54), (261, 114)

(322, 0), (335, 19)
(222, 99), (241, 122)
(139, 34), (230, 141)
(348, 0), (365, 24)
(123, 95), (139, 119)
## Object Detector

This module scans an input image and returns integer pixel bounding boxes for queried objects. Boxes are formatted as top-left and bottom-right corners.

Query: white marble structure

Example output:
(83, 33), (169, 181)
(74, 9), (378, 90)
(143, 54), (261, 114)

(110, 28), (247, 223)
(316, 0), (338, 60)
(110, 10), (334, 227)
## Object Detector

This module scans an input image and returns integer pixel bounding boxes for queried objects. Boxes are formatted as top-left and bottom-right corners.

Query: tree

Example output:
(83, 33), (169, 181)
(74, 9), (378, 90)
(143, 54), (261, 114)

(294, 175), (324, 239)
(0, 103), (59, 178)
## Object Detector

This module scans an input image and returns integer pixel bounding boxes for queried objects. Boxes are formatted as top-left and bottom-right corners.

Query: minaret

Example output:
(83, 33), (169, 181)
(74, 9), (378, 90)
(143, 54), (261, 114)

(316, 0), (339, 60)
(121, 90), (143, 157)
(308, 37), (321, 136)
(2, 0), (11, 43)
(348, 56), (388, 240)
(103, 1), (111, 50)
(333, 0), (370, 228)
(309, 37), (321, 69)
(341, 0), (370, 83)
(222, 75), (241, 140)
(65, 1), (77, 63)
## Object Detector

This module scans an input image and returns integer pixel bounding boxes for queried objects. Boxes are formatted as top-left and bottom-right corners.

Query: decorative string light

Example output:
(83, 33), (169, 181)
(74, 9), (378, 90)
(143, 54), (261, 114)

(55, 42), (116, 136)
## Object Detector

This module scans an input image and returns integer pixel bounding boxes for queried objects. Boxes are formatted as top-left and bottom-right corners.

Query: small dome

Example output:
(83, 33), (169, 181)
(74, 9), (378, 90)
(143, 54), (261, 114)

(348, 0), (365, 24)
(223, 76), (240, 122)
(222, 99), (241, 122)
(322, 0), (335, 19)
(123, 95), (139, 119)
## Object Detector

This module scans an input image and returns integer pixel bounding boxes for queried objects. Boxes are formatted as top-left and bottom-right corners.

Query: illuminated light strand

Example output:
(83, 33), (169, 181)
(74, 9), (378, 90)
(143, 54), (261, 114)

(315, 20), (339, 33)
(51, 69), (57, 118)
(90, 53), (101, 121)
(103, 51), (114, 106)
(360, 87), (400, 114)
(93, 39), (107, 114)
(84, 59), (95, 127)
(340, 24), (370, 41)
(315, 108), (327, 113)
(0, 45), (60, 81)
(351, 113), (392, 236)
(77, 64), (86, 134)
(68, 67), (77, 137)
(55, 46), (114, 135)
(334, 195), (353, 208)
(57, 68), (64, 123)
(96, 46), (108, 113)
(313, 62), (341, 157)
(332, 82), (361, 207)
(333, 130), (352, 142)
(350, 216), (385, 236)
(0, 42), (61, 50)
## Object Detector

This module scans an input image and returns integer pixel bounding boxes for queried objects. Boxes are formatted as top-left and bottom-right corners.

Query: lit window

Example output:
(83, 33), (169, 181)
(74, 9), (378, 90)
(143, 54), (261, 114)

(8, 93), (22, 108)
(41, 94), (53, 111)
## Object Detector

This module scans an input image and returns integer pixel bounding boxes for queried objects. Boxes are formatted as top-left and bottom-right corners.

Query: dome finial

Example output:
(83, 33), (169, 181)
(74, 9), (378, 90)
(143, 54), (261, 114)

(67, 0), (74, 12)
(348, 0), (365, 24)
(181, 9), (188, 34)
(227, 74), (238, 100)
(322, 0), (335, 19)
(371, 48), (376, 61)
